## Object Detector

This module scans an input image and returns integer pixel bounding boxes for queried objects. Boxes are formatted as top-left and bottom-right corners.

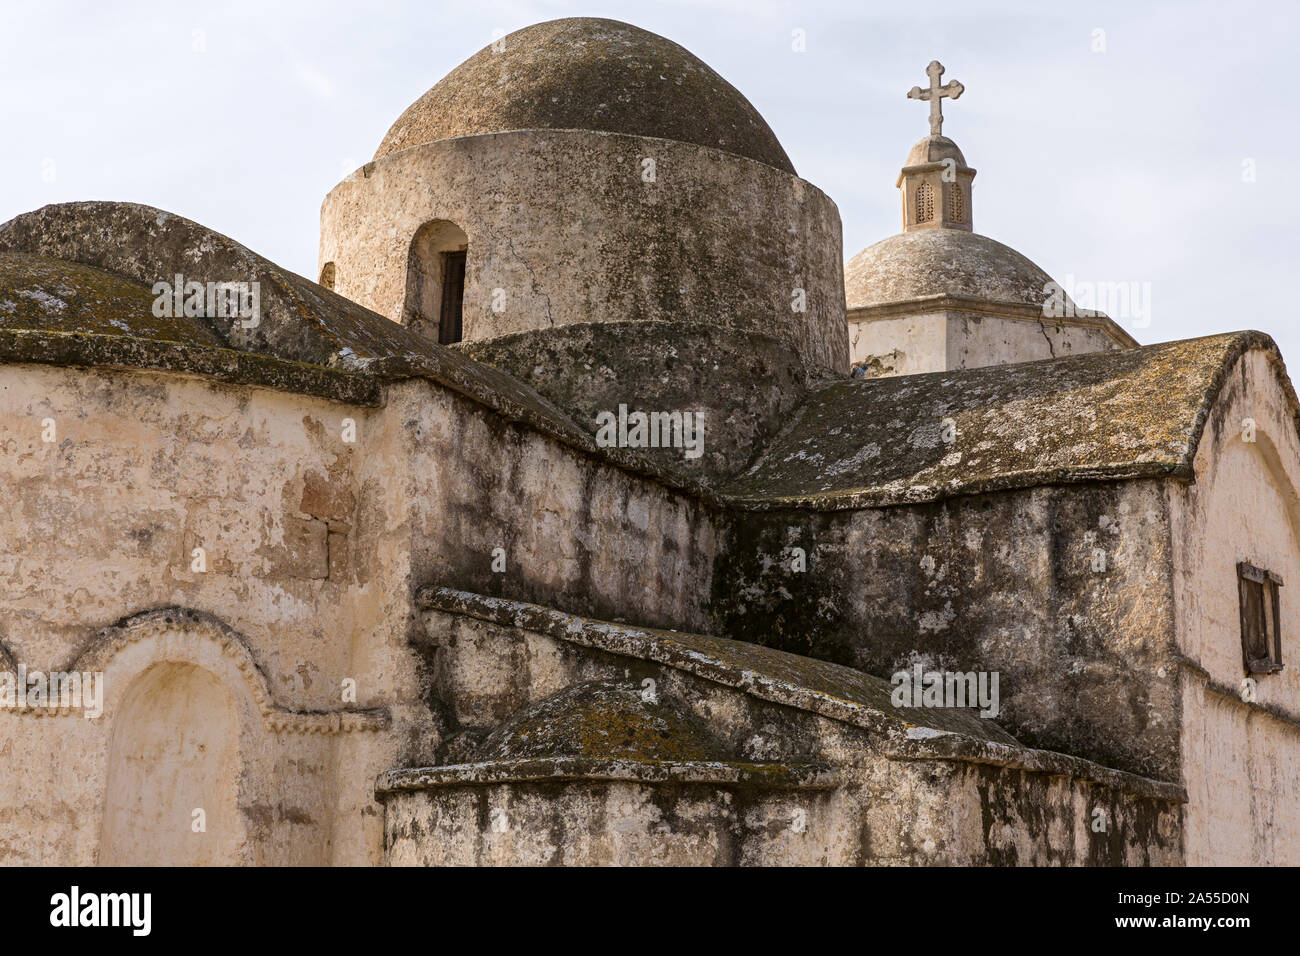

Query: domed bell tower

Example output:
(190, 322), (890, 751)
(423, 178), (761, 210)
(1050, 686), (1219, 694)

(842, 60), (1137, 379)
(899, 61), (975, 232)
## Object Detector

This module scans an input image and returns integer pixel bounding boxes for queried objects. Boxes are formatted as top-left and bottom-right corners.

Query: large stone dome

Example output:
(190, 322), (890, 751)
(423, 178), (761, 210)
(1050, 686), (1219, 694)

(845, 229), (1059, 309)
(374, 17), (795, 173)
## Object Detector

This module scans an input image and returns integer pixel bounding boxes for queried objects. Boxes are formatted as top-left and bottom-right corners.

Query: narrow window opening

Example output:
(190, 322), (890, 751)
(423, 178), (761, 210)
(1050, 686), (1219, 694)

(1238, 562), (1284, 674)
(949, 183), (964, 223)
(403, 220), (469, 344)
(439, 250), (466, 345)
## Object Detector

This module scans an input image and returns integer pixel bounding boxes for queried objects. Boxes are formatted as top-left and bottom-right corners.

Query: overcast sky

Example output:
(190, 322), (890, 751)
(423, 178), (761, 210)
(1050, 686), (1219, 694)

(1, 0), (1295, 357)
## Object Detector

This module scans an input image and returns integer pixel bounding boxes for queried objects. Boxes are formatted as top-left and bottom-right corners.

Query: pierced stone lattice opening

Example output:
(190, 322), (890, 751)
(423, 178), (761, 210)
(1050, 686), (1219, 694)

(916, 182), (935, 223)
(949, 184), (964, 223)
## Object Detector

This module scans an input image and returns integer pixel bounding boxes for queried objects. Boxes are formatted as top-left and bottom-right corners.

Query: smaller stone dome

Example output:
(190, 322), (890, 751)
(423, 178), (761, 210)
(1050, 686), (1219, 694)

(845, 229), (1066, 309)
(904, 134), (966, 167)
(476, 680), (726, 762)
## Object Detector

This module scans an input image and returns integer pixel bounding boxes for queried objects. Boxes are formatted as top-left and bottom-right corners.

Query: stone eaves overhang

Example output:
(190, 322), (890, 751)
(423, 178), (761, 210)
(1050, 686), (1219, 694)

(894, 159), (978, 188)
(375, 758), (839, 797)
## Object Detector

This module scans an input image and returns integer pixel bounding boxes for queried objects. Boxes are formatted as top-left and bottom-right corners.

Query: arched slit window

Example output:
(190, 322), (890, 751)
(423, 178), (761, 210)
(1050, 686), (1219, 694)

(404, 220), (469, 345)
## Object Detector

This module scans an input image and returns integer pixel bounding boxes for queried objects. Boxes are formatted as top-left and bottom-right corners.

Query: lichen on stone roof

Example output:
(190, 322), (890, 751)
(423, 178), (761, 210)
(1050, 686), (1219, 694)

(3, 204), (1293, 522)
(374, 17), (795, 174)
(0, 201), (429, 368)
(0, 252), (223, 347)
(475, 680), (728, 762)
(418, 586), (1187, 800)
(0, 201), (728, 497)
(723, 331), (1296, 509)
(457, 319), (813, 482)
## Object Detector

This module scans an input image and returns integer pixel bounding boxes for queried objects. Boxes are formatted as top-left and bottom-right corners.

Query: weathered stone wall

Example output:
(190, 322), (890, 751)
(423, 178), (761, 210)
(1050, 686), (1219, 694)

(848, 307), (1126, 378)
(319, 129), (848, 373)
(6, 332), (1292, 866)
(0, 361), (725, 864)
(0, 362), (408, 864)
(1169, 347), (1300, 864)
(711, 481), (1182, 780)
(945, 310), (1124, 367)
(382, 759), (1181, 866)
(849, 310), (946, 377)
(391, 379), (721, 636)
(0, 613), (388, 866)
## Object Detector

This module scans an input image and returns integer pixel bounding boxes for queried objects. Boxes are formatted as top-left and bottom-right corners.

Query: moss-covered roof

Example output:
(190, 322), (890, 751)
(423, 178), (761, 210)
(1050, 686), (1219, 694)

(374, 17), (795, 174)
(0, 252), (225, 346)
(0, 201), (432, 367)
(0, 201), (603, 429)
(723, 331), (1299, 509)
(475, 680), (728, 762)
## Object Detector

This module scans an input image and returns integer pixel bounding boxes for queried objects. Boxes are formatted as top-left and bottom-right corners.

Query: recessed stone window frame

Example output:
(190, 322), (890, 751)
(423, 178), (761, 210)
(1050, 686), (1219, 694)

(1238, 562), (1284, 674)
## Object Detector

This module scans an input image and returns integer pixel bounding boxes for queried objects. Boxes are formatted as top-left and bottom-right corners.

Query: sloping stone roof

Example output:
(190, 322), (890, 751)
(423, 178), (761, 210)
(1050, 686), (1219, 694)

(0, 204), (737, 501)
(419, 586), (1188, 800)
(723, 332), (1298, 508)
(0, 252), (223, 347)
(420, 584), (1020, 745)
(0, 201), (426, 367)
(475, 680), (728, 762)
(845, 229), (1060, 309)
(374, 17), (795, 174)
(0, 200), (598, 435)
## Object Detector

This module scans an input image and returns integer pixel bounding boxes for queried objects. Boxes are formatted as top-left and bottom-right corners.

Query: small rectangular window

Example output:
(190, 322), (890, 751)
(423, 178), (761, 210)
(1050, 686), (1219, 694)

(1238, 562), (1283, 674)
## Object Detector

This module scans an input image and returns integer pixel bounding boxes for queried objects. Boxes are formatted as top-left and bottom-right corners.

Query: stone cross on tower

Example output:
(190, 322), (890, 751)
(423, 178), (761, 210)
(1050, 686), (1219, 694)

(907, 61), (964, 136)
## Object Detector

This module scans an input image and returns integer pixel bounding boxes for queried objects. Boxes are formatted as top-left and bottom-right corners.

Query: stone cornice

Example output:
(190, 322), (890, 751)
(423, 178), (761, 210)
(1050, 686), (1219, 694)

(0, 329), (382, 406)
(895, 161), (977, 187)
(847, 293), (1140, 349)
(376, 757), (839, 795)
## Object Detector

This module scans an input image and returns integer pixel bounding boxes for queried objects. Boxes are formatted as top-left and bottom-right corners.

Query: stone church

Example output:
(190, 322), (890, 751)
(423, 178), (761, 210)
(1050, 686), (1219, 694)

(0, 17), (1295, 866)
